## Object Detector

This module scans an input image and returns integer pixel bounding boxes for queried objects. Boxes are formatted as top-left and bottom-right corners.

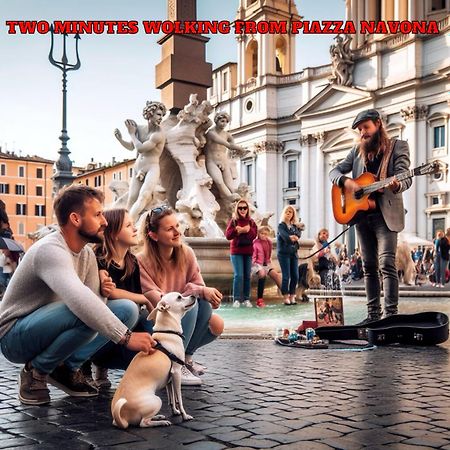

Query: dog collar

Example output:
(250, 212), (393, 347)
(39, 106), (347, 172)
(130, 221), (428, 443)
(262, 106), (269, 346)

(153, 341), (185, 366)
(153, 330), (185, 340)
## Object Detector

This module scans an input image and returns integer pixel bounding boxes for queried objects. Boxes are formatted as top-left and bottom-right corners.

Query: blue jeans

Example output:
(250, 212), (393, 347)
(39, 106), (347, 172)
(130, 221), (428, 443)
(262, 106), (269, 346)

(230, 254), (252, 302)
(356, 212), (398, 317)
(0, 299), (138, 374)
(277, 253), (299, 295)
(92, 299), (216, 369)
(434, 256), (447, 285)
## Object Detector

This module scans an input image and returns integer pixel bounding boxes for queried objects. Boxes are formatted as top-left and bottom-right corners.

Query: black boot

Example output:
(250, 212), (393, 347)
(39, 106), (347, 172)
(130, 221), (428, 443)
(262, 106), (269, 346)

(354, 316), (380, 326)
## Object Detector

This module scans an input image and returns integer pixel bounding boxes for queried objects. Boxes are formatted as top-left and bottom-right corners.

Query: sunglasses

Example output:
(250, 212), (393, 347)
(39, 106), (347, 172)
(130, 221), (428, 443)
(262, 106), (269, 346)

(237, 206), (248, 211)
(147, 205), (170, 224)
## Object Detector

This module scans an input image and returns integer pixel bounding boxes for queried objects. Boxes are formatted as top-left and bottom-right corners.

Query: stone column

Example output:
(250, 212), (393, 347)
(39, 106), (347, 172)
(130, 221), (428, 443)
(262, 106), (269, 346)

(313, 131), (326, 235)
(400, 105), (429, 235)
(408, 0), (417, 20)
(254, 140), (284, 223)
(349, 0), (358, 49)
(299, 133), (312, 236)
(356, 0), (365, 48)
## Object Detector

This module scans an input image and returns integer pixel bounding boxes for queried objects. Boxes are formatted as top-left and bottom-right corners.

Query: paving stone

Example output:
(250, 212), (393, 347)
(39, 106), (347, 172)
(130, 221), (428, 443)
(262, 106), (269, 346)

(209, 430), (253, 442)
(77, 429), (144, 446)
(287, 425), (343, 441)
(232, 437), (280, 448)
(402, 435), (450, 447)
(0, 437), (38, 448)
(343, 429), (405, 446)
(393, 444), (441, 450)
(184, 442), (227, 450)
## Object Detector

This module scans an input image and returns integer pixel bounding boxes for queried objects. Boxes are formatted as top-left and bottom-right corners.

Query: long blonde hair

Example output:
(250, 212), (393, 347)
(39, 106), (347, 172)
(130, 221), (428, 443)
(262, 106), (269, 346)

(141, 206), (187, 285)
(280, 205), (298, 225)
(232, 198), (251, 221)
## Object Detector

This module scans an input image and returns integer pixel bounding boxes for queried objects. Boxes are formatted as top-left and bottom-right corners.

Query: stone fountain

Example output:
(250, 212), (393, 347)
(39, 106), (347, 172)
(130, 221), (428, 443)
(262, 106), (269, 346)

(111, 95), (313, 296)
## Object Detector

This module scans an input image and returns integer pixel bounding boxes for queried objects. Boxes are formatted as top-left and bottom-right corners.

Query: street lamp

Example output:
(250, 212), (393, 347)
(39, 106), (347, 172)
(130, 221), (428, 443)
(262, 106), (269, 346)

(48, 25), (81, 194)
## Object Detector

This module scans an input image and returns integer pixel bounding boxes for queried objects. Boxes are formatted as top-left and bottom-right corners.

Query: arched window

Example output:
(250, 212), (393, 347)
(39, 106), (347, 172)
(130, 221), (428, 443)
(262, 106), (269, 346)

(275, 37), (286, 74)
(245, 40), (258, 81)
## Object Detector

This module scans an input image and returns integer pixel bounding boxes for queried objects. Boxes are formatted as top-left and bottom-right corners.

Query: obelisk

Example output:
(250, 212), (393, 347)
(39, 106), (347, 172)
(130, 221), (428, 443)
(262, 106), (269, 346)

(155, 0), (212, 112)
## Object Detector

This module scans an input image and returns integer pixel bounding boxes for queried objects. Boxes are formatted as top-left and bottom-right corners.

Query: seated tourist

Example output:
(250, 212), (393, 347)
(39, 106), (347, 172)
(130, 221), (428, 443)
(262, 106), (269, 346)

(0, 185), (155, 405)
(137, 206), (225, 385)
(83, 208), (152, 389)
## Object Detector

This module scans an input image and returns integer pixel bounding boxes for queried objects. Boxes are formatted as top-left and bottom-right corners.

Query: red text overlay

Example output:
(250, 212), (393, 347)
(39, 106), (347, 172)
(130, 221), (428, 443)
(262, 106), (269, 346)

(5, 20), (440, 35)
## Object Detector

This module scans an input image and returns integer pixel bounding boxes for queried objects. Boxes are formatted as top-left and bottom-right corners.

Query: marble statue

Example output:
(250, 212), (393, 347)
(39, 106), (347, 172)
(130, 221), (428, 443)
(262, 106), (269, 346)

(111, 95), (261, 238)
(163, 94), (223, 237)
(114, 101), (167, 221)
(204, 112), (247, 201)
(329, 35), (354, 86)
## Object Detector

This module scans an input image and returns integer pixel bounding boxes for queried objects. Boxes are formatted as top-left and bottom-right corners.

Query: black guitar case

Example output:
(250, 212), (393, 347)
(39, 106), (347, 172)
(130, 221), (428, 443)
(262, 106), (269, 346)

(315, 312), (449, 346)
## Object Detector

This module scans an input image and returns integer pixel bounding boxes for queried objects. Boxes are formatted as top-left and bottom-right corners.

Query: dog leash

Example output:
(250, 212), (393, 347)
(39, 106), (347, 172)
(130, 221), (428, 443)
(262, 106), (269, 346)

(299, 225), (354, 261)
(153, 341), (186, 366)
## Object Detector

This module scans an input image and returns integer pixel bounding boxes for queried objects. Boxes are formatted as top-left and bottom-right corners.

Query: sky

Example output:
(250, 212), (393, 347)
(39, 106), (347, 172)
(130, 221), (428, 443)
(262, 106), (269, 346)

(0, 0), (345, 166)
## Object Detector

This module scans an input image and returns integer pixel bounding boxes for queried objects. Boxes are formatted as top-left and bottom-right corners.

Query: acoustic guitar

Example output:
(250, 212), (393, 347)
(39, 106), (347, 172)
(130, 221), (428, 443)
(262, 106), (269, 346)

(331, 161), (441, 225)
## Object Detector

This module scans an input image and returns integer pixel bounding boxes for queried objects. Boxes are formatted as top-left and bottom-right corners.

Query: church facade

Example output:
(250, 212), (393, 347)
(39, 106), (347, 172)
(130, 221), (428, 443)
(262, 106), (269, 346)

(208, 0), (450, 246)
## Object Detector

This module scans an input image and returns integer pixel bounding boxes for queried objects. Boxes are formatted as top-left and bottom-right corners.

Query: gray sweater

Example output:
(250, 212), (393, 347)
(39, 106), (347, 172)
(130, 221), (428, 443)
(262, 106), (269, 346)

(0, 231), (127, 343)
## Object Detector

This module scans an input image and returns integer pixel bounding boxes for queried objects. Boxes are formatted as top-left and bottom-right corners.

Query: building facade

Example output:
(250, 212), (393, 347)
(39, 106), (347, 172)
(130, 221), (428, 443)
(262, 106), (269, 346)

(209, 0), (450, 247)
(0, 151), (55, 249)
(75, 158), (136, 207)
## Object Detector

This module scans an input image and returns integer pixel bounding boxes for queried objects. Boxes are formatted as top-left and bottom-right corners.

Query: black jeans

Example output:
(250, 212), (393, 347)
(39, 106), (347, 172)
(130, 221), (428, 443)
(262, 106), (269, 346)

(356, 212), (399, 318)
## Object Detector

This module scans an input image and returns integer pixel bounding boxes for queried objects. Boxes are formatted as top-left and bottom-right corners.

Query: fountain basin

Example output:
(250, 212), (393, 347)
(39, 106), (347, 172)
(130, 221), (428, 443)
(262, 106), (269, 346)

(186, 237), (315, 296)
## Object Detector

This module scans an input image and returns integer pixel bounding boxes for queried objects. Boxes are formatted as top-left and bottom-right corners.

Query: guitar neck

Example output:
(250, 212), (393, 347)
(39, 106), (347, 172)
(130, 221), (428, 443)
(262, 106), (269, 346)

(361, 170), (413, 195)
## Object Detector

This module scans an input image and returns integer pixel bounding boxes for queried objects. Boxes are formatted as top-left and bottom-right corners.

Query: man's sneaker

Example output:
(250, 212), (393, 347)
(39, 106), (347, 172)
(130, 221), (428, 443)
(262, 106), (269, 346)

(94, 366), (111, 390)
(232, 300), (241, 308)
(186, 361), (206, 376)
(19, 366), (50, 405)
(256, 298), (265, 308)
(180, 365), (202, 386)
(243, 300), (253, 308)
(48, 365), (98, 397)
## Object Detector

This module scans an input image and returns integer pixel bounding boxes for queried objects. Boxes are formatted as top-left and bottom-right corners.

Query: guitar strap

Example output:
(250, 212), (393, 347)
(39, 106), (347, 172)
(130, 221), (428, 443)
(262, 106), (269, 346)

(377, 138), (396, 181)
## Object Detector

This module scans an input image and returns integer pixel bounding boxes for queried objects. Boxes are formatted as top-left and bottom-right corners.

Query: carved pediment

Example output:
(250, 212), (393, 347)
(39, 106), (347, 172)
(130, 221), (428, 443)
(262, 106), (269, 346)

(295, 84), (373, 119)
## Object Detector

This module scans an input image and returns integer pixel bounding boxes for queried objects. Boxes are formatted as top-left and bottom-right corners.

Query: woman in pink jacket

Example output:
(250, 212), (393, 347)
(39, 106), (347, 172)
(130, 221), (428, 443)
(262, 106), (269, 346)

(251, 226), (282, 307)
(137, 206), (224, 385)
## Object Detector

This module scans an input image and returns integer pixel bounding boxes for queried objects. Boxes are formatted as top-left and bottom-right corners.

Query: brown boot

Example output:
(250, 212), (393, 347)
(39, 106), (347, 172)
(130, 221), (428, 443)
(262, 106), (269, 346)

(19, 366), (50, 405)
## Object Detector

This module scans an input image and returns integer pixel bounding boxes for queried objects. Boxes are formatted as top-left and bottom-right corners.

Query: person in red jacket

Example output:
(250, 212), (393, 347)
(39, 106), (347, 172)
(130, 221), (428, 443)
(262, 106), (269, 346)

(225, 199), (257, 308)
(251, 226), (282, 308)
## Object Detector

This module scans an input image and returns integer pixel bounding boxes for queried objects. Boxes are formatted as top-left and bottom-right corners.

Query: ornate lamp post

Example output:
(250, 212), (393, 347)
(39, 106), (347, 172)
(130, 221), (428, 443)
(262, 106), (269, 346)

(48, 26), (81, 194)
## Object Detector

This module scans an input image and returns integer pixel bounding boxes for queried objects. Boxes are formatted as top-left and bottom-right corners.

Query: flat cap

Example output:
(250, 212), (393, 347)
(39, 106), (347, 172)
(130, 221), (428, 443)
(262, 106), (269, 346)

(352, 109), (380, 129)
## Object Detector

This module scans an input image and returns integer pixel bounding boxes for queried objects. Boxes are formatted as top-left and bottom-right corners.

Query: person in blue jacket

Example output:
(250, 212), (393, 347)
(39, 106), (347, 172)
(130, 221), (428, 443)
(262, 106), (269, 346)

(277, 206), (303, 305)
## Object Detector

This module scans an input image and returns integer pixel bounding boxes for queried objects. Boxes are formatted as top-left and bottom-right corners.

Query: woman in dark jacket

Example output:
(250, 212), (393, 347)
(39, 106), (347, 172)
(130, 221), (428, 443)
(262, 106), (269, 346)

(277, 206), (302, 305)
(438, 229), (450, 286)
(225, 199), (257, 307)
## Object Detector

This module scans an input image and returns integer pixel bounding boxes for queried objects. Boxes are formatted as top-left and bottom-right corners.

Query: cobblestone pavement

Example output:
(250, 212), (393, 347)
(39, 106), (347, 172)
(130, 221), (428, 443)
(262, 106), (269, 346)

(0, 339), (449, 449)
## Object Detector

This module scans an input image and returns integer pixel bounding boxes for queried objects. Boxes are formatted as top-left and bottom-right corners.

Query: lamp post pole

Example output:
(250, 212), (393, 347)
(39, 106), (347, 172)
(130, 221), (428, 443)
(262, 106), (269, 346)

(48, 26), (81, 194)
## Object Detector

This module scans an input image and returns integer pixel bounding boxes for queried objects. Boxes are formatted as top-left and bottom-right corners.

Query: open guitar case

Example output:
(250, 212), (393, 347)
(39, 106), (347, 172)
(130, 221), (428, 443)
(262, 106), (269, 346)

(315, 312), (449, 346)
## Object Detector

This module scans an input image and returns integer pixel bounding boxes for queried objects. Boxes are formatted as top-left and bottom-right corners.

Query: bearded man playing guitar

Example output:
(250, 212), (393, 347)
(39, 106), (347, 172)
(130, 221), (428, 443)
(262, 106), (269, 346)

(329, 109), (412, 325)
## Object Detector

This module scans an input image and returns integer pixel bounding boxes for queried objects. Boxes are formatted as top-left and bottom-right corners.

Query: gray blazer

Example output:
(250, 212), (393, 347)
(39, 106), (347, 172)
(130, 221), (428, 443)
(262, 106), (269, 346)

(329, 139), (411, 232)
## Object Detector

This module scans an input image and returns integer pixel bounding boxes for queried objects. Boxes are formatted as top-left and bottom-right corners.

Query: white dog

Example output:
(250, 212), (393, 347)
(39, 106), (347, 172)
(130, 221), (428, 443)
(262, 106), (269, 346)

(111, 293), (197, 429)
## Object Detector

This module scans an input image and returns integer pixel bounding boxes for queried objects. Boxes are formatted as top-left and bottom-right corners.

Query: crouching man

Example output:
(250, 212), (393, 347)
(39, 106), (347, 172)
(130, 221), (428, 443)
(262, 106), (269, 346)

(0, 185), (156, 405)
